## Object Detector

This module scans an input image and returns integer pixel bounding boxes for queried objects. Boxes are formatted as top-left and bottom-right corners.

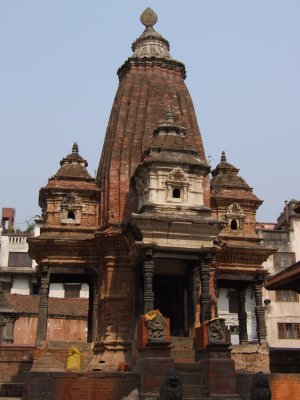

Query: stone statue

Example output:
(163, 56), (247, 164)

(250, 371), (271, 400)
(147, 313), (166, 342)
(159, 369), (183, 400)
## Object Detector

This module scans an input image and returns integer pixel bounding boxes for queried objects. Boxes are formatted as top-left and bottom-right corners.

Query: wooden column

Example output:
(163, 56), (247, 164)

(36, 266), (50, 349)
(199, 254), (212, 323)
(237, 286), (248, 344)
(88, 276), (99, 343)
(254, 280), (267, 344)
(143, 250), (154, 314)
(92, 277), (99, 342)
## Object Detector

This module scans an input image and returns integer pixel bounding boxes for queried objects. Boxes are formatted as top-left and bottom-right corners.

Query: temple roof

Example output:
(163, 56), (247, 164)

(211, 151), (252, 192)
(5, 294), (88, 317)
(211, 151), (262, 205)
(53, 143), (93, 181)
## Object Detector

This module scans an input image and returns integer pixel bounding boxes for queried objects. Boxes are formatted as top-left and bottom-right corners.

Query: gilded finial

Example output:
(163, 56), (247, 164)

(221, 151), (227, 162)
(140, 7), (158, 28)
(72, 142), (79, 154)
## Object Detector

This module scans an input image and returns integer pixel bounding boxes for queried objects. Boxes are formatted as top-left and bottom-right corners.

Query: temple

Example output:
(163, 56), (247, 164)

(27, 8), (274, 399)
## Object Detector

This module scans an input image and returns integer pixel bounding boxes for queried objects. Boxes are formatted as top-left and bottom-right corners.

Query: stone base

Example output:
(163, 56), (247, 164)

(90, 340), (132, 372)
(136, 342), (173, 399)
(198, 345), (240, 399)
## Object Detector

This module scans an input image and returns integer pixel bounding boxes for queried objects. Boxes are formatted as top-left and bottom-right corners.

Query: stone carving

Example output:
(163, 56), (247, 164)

(146, 313), (166, 342)
(207, 318), (226, 343)
(159, 368), (183, 400)
(223, 202), (248, 223)
(168, 168), (186, 182)
(61, 192), (82, 224)
(62, 192), (81, 205)
(250, 371), (272, 400)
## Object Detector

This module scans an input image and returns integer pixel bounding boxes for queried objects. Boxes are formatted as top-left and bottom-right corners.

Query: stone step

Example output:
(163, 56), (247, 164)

(179, 372), (205, 385)
(32, 351), (93, 372)
(0, 383), (22, 399)
(171, 336), (194, 348)
(172, 349), (197, 361)
(174, 362), (203, 371)
(183, 384), (209, 398)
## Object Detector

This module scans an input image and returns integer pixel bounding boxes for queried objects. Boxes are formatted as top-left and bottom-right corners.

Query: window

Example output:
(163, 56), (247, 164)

(8, 252), (32, 268)
(1, 282), (12, 294)
(172, 188), (181, 199)
(230, 219), (238, 230)
(67, 210), (76, 220)
(276, 290), (298, 302)
(64, 284), (81, 298)
(278, 323), (300, 339)
(228, 290), (239, 313)
(31, 283), (40, 295)
(273, 253), (296, 270)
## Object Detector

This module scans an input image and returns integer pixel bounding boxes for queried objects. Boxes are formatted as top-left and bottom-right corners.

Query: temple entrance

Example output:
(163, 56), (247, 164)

(153, 275), (188, 336)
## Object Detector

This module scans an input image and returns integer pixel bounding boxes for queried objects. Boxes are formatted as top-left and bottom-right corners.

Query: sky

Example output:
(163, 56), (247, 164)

(0, 1), (299, 229)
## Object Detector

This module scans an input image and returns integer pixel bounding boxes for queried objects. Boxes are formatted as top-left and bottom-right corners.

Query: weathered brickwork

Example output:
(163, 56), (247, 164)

(22, 372), (139, 400)
(232, 345), (270, 373)
(0, 347), (33, 384)
(97, 64), (209, 227)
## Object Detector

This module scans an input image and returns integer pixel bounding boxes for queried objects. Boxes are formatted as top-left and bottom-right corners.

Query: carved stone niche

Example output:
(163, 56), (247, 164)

(147, 313), (167, 343)
(165, 167), (190, 203)
(195, 318), (231, 350)
(61, 193), (83, 225)
(222, 202), (248, 231)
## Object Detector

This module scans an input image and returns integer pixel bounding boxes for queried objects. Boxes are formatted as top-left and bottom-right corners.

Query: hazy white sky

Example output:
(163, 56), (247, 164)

(1, 1), (299, 228)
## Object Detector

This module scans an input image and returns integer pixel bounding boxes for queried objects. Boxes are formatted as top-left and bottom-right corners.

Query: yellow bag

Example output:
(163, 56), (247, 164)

(65, 346), (81, 370)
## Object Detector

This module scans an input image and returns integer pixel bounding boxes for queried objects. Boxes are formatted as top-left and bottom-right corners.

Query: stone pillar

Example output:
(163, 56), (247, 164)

(254, 281), (267, 344)
(199, 254), (212, 323)
(36, 266), (50, 349)
(237, 286), (248, 344)
(143, 249), (154, 314)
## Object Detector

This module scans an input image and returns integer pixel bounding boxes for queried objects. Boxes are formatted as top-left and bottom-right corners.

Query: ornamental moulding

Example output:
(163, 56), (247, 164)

(168, 167), (187, 182)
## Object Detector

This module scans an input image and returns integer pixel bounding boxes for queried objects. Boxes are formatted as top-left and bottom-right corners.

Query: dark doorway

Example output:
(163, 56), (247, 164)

(153, 275), (187, 336)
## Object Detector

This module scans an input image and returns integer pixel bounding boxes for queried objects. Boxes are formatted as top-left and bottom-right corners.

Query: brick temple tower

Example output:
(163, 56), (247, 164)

(28, 8), (273, 390)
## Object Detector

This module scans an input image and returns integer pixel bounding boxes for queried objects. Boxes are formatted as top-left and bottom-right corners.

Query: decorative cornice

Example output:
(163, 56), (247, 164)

(118, 57), (186, 80)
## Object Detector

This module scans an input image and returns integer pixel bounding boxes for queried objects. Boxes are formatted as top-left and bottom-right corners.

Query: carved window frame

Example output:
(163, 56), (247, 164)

(223, 202), (247, 231)
(165, 167), (189, 203)
(61, 193), (82, 225)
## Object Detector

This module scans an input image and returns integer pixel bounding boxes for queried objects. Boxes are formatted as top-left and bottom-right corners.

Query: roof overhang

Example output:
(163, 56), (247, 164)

(265, 261), (300, 293)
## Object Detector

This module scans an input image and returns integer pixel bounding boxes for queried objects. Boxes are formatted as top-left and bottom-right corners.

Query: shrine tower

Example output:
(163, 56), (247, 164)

(96, 7), (209, 227)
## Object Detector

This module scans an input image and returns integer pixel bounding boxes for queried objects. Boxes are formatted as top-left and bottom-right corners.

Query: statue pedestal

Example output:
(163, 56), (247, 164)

(136, 312), (172, 399)
(136, 342), (174, 400)
(198, 344), (240, 399)
(196, 318), (240, 399)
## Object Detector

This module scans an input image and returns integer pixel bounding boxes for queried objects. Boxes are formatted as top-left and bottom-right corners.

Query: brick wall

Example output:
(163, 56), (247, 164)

(231, 344), (270, 373)
(13, 316), (87, 346)
(0, 346), (33, 383)
(237, 373), (300, 400)
(22, 372), (140, 400)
